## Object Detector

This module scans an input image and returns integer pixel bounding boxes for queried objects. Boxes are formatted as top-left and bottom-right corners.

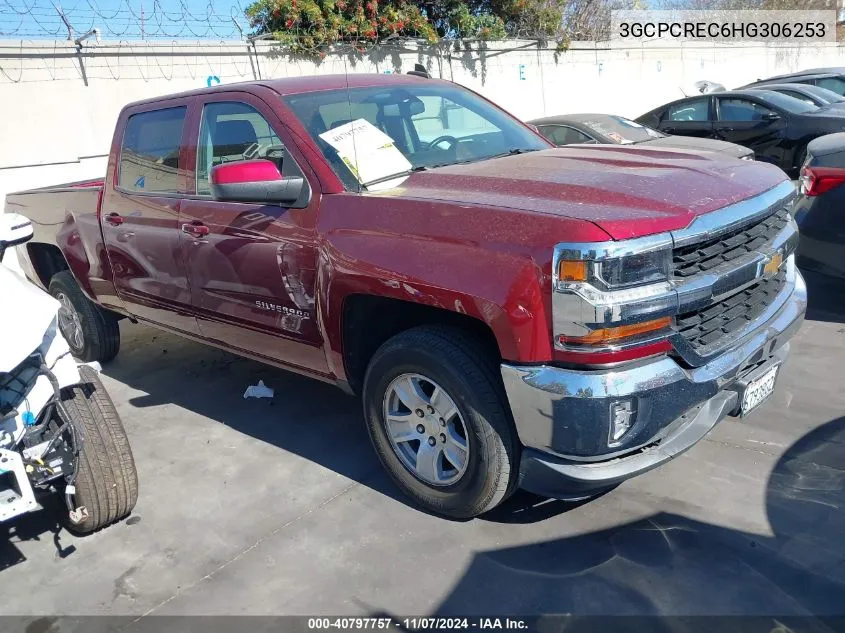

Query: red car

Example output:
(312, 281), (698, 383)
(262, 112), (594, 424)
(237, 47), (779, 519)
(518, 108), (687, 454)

(6, 73), (806, 518)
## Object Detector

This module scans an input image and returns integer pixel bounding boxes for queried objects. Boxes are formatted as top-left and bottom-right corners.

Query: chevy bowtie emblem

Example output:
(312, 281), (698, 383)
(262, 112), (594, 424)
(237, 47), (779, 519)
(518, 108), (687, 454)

(760, 251), (784, 278)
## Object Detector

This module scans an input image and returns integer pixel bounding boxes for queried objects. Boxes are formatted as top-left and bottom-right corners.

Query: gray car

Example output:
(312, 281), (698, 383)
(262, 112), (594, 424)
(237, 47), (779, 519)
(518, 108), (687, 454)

(529, 113), (754, 160)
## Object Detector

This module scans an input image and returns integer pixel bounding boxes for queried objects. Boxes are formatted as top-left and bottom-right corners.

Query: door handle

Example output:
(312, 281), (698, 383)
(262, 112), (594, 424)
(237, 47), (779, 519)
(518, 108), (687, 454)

(181, 222), (209, 238)
(104, 212), (124, 226)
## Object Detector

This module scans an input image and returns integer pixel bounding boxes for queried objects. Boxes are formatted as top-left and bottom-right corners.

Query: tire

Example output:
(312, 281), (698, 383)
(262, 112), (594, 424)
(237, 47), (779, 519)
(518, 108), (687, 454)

(61, 366), (138, 533)
(362, 326), (519, 519)
(49, 271), (120, 363)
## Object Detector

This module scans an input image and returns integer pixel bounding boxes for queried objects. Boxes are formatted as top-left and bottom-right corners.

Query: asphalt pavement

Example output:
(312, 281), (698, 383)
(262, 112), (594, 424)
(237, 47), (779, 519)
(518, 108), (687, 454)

(1, 275), (844, 618)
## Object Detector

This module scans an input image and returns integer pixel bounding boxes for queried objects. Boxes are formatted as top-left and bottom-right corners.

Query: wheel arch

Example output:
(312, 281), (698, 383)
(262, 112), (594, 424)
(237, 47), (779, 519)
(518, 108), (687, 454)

(340, 294), (503, 395)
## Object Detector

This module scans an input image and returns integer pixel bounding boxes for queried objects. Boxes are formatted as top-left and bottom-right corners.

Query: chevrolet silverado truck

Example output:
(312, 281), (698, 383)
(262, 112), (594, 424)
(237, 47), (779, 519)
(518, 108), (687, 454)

(5, 73), (806, 519)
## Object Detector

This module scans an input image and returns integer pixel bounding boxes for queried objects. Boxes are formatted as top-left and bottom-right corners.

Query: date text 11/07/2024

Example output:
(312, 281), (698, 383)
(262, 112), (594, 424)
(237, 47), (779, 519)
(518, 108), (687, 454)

(307, 617), (529, 630)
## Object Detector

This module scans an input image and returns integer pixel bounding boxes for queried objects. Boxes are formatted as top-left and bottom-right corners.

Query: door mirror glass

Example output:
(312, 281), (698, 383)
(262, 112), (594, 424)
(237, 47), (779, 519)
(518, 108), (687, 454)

(210, 160), (306, 204)
(0, 213), (34, 263)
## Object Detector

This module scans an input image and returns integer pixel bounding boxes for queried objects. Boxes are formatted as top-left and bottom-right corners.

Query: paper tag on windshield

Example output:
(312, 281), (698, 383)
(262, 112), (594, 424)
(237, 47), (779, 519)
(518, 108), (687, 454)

(319, 118), (412, 188)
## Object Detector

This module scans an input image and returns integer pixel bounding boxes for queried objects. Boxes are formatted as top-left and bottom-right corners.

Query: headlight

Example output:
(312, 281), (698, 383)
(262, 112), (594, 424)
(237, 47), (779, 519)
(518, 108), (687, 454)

(740, 154), (754, 161)
(557, 249), (671, 290)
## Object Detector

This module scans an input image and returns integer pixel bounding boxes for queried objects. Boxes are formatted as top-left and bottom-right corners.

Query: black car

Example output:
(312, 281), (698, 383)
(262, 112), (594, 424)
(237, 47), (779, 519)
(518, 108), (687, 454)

(741, 69), (845, 96)
(794, 132), (845, 281)
(528, 113), (754, 160)
(748, 83), (845, 111)
(636, 89), (845, 177)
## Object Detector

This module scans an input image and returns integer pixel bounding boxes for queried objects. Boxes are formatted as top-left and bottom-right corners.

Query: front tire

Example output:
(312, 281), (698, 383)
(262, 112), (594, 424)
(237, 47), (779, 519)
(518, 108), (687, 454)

(61, 366), (138, 533)
(49, 271), (120, 363)
(363, 326), (519, 519)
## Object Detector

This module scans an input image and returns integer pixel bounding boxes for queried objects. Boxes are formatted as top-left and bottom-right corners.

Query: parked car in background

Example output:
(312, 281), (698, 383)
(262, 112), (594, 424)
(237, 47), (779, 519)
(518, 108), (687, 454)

(741, 68), (845, 95)
(6, 74), (806, 519)
(637, 89), (845, 176)
(748, 83), (845, 110)
(794, 132), (845, 281)
(529, 113), (753, 160)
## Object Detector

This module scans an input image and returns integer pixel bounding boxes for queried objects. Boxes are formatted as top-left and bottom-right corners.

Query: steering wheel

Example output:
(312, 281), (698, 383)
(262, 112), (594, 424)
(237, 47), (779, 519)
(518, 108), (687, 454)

(426, 135), (459, 151)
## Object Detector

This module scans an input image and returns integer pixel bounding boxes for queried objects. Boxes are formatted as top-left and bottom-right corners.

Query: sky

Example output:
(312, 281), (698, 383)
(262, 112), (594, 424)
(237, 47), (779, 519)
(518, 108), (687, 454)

(0, 0), (250, 39)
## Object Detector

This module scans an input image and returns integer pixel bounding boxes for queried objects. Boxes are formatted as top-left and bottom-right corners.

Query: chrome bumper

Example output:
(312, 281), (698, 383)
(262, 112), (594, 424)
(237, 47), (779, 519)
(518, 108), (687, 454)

(501, 269), (807, 499)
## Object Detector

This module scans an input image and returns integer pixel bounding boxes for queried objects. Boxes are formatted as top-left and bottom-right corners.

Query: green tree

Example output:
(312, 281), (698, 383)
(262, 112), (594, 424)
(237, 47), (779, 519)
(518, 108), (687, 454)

(246, 0), (643, 52)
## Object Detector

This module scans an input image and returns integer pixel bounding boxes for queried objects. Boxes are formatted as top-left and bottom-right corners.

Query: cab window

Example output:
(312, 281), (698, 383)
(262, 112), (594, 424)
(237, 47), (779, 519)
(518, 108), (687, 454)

(665, 98), (710, 122)
(718, 99), (776, 122)
(119, 107), (187, 193)
(196, 102), (293, 196)
(538, 125), (594, 146)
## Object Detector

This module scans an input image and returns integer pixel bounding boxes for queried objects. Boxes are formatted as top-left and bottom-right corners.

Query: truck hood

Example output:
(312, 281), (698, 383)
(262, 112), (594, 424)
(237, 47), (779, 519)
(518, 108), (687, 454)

(0, 265), (60, 373)
(376, 146), (789, 239)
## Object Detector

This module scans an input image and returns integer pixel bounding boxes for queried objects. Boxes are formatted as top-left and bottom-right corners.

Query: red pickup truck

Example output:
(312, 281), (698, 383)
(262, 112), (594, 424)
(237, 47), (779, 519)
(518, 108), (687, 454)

(6, 73), (806, 518)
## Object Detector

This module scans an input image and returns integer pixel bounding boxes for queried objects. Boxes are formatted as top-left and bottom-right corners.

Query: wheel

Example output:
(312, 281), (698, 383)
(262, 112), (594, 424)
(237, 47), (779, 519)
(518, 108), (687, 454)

(61, 366), (138, 533)
(362, 326), (519, 519)
(49, 271), (120, 363)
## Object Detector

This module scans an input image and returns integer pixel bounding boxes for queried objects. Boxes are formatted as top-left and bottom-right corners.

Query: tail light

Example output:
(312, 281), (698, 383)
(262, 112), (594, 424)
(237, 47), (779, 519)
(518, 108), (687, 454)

(800, 165), (845, 196)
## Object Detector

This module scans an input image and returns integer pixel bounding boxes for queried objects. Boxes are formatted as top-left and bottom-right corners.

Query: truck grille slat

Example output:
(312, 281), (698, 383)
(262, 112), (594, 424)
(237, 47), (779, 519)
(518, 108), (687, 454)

(675, 269), (786, 353)
(671, 206), (792, 355)
(672, 208), (790, 278)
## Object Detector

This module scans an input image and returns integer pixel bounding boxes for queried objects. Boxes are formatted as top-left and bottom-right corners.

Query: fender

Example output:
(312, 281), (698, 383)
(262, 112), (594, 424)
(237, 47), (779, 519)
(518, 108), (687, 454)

(316, 195), (611, 379)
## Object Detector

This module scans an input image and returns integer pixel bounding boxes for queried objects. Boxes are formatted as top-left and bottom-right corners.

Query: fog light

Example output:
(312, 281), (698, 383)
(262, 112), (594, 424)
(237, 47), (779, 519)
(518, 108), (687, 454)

(609, 400), (636, 446)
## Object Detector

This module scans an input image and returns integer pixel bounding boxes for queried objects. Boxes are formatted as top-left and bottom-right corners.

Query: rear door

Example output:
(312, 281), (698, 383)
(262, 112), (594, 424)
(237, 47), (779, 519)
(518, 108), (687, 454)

(101, 101), (200, 335)
(657, 97), (713, 138)
(178, 91), (328, 375)
(713, 96), (788, 168)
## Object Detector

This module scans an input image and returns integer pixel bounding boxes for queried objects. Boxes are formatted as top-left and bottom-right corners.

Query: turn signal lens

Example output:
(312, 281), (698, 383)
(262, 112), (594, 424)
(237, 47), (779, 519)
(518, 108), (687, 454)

(558, 316), (672, 346)
(558, 260), (588, 282)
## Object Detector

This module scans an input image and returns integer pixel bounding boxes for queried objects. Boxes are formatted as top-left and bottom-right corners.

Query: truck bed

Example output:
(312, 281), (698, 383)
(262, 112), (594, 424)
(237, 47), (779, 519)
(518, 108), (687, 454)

(4, 179), (106, 300)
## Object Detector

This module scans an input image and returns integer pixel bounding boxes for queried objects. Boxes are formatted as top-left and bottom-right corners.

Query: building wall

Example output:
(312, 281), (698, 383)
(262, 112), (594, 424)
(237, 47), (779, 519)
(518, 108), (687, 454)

(1, 38), (842, 271)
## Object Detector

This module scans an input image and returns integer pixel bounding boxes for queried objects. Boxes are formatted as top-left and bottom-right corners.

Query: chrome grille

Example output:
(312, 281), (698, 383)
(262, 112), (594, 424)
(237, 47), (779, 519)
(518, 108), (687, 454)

(672, 208), (791, 279)
(675, 268), (787, 352)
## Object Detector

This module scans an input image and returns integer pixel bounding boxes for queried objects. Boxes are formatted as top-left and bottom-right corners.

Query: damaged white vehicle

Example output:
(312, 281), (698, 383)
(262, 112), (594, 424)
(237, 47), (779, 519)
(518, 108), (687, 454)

(0, 213), (137, 533)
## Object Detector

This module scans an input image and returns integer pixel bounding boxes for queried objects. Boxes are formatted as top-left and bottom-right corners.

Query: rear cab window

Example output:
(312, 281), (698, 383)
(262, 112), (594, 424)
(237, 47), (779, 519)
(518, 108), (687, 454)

(118, 107), (187, 193)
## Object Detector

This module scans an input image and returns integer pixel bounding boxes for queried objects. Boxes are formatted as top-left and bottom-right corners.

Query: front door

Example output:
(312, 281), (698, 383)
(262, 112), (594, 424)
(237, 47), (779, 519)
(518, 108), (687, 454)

(100, 103), (200, 335)
(713, 97), (788, 168)
(179, 95), (328, 374)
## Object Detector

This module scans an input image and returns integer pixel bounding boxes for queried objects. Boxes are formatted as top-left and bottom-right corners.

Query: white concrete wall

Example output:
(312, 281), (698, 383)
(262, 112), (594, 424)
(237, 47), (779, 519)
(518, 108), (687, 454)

(1, 37), (843, 272)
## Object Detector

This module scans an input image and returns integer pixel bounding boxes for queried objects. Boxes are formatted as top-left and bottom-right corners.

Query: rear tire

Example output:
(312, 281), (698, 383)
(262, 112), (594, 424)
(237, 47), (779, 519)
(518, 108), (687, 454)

(61, 366), (138, 533)
(49, 271), (120, 364)
(362, 326), (519, 519)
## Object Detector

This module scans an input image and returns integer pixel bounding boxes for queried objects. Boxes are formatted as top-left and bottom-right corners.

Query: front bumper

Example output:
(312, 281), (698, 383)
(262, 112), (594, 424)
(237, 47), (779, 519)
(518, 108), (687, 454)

(501, 269), (807, 499)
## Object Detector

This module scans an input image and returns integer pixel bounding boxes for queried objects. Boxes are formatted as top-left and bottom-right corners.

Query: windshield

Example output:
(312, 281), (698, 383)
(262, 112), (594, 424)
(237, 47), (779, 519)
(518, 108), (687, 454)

(580, 115), (665, 144)
(758, 90), (819, 114)
(802, 84), (845, 103)
(284, 83), (549, 189)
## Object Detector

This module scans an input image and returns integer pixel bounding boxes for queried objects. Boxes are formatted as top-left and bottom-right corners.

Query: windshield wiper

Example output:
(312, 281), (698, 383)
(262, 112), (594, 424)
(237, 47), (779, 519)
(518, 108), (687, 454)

(361, 165), (427, 188)
(488, 147), (540, 160)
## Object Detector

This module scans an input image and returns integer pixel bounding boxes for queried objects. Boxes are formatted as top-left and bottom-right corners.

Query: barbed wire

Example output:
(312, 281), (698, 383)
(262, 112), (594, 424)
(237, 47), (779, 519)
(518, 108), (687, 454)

(0, 0), (613, 44)
(0, 0), (252, 39)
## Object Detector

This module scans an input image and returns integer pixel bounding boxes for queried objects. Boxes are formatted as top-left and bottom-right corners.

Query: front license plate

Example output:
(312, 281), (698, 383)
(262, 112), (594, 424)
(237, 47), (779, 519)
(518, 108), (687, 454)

(741, 365), (779, 416)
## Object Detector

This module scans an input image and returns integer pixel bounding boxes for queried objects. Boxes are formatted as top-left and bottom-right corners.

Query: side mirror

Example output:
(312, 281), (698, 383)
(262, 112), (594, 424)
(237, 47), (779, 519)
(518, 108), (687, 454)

(0, 213), (34, 263)
(763, 112), (781, 122)
(210, 160), (307, 205)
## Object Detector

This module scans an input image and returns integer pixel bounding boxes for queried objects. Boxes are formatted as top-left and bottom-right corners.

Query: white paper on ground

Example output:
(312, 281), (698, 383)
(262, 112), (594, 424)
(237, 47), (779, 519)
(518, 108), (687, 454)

(243, 380), (274, 399)
(318, 118), (412, 189)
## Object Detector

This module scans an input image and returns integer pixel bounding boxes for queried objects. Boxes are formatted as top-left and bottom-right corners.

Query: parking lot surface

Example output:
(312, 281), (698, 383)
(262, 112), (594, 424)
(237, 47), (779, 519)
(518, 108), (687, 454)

(1, 276), (844, 617)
